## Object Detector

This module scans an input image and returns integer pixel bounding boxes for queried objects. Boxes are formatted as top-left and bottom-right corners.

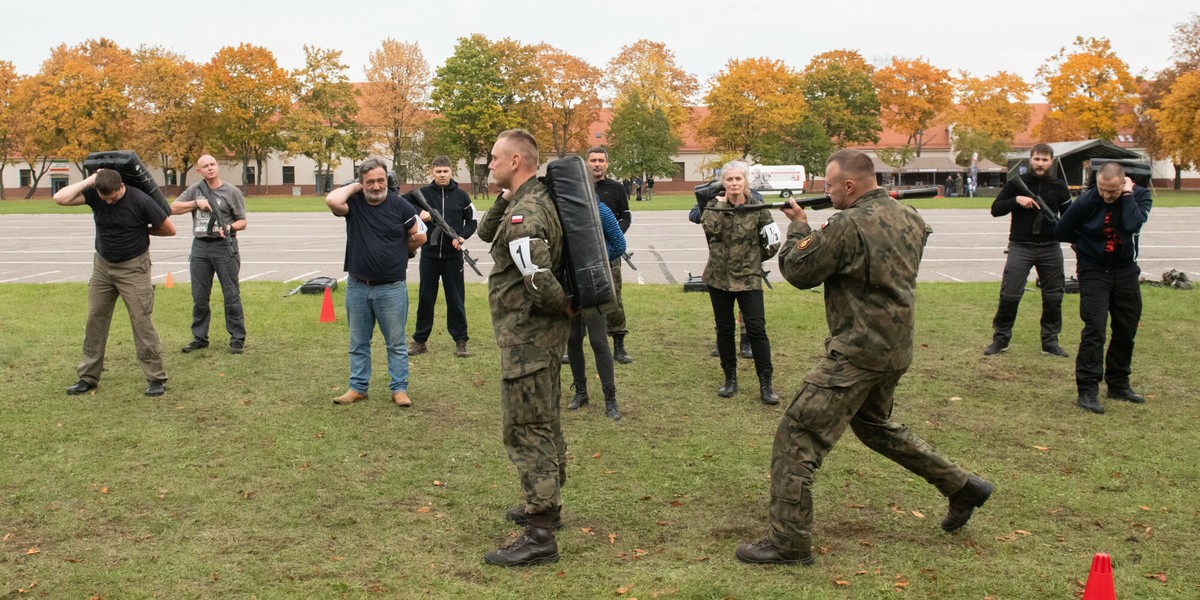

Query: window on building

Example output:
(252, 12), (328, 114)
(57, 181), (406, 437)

(243, 166), (256, 186)
(673, 162), (686, 180)
(19, 169), (32, 187)
(282, 166), (295, 184)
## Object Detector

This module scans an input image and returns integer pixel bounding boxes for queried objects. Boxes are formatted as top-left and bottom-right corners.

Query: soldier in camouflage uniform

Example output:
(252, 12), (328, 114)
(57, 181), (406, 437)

(477, 129), (572, 567)
(699, 161), (782, 404)
(736, 150), (994, 566)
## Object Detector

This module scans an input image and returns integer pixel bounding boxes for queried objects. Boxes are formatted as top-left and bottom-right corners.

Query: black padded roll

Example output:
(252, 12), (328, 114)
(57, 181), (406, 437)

(82, 150), (169, 210)
(542, 156), (615, 310)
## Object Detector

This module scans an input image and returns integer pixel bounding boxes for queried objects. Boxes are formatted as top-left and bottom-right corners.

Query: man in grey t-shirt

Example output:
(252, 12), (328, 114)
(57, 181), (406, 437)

(170, 154), (249, 354)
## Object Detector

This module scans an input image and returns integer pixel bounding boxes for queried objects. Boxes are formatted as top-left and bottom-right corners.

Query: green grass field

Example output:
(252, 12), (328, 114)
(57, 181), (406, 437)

(4, 189), (1200, 214)
(1, 282), (1197, 598)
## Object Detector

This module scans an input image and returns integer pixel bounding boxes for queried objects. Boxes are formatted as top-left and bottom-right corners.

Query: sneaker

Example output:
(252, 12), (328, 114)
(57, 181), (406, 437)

(144, 380), (166, 397)
(735, 539), (814, 566)
(1041, 344), (1068, 358)
(410, 341), (427, 356)
(983, 342), (1008, 356)
(181, 340), (208, 353)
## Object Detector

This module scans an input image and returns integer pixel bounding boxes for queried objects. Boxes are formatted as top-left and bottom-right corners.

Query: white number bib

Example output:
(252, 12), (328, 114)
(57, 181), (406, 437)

(760, 222), (781, 246)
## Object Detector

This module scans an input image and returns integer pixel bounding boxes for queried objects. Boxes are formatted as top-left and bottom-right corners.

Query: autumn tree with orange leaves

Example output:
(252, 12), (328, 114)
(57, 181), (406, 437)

(532, 44), (602, 159)
(1139, 13), (1200, 188)
(699, 57), (807, 160)
(605, 40), (698, 136)
(952, 71), (1032, 164)
(873, 57), (952, 157)
(1035, 36), (1138, 141)
(359, 39), (430, 183)
(0, 60), (18, 199)
(200, 44), (292, 193)
(127, 46), (209, 188)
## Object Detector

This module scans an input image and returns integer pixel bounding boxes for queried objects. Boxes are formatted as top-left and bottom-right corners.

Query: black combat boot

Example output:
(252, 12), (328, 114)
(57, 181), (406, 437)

(718, 369), (738, 398)
(567, 381), (588, 410)
(613, 335), (632, 364)
(759, 374), (779, 405)
(484, 523), (559, 566)
(739, 332), (754, 359)
(603, 385), (621, 421)
(735, 538), (814, 566)
(504, 505), (564, 530)
(941, 475), (994, 532)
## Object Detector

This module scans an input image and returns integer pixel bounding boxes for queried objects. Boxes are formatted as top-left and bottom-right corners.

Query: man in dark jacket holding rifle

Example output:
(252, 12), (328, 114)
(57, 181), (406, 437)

(410, 156), (478, 358)
(171, 154), (249, 355)
(983, 143), (1071, 358)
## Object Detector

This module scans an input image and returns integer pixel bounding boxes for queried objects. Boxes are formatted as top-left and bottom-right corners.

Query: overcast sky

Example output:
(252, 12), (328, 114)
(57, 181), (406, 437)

(3, 1), (1194, 101)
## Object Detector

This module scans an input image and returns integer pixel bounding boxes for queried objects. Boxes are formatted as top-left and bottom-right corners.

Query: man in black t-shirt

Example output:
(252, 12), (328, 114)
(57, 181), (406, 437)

(326, 158), (427, 408)
(54, 169), (176, 397)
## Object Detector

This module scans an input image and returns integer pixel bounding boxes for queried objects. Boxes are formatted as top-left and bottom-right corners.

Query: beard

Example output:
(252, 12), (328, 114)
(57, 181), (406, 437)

(364, 187), (387, 203)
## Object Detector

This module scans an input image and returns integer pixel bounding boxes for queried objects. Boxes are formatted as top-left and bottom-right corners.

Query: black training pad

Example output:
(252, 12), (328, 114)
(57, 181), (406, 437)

(543, 156), (614, 310)
(82, 150), (170, 210)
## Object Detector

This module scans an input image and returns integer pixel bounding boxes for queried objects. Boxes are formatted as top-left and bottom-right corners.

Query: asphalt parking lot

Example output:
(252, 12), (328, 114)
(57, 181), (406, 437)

(2, 208), (1198, 286)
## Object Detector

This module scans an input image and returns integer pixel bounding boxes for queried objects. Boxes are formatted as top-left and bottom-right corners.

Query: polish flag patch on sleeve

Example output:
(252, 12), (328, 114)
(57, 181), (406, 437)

(511, 214), (524, 224)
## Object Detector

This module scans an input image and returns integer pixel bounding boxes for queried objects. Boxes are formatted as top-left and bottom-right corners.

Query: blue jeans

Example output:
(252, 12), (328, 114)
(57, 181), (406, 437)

(345, 278), (410, 394)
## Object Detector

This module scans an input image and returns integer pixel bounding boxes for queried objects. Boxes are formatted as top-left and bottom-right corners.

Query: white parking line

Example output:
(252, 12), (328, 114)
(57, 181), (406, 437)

(0, 270), (61, 283)
(242, 270), (277, 281)
(935, 272), (965, 282)
(285, 270), (320, 282)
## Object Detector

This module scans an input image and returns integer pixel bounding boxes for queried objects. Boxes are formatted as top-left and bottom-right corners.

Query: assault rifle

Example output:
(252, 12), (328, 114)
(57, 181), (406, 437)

(406, 188), (484, 277)
(1009, 175), (1060, 235)
(702, 186), (941, 212)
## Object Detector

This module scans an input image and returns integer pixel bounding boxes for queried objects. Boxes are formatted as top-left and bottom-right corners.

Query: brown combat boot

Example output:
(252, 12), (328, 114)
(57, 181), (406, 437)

(410, 340), (427, 355)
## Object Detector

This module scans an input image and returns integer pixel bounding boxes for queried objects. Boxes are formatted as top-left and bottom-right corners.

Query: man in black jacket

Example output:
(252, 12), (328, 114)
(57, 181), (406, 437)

(587, 146), (635, 364)
(1055, 162), (1152, 414)
(411, 156), (478, 358)
(984, 143), (1072, 358)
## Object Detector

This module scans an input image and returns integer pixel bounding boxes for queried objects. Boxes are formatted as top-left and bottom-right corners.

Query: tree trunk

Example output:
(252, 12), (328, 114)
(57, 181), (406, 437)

(0, 170), (6, 200)
(1174, 163), (1182, 190)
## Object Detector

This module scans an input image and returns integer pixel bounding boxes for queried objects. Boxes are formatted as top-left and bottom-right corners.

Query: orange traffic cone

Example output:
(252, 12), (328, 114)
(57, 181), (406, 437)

(1082, 553), (1116, 600)
(164, 271), (175, 288)
(319, 287), (336, 323)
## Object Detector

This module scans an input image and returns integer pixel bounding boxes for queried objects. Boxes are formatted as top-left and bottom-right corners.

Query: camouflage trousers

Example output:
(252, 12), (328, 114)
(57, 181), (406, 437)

(768, 352), (970, 552)
(502, 342), (568, 516)
(605, 258), (628, 337)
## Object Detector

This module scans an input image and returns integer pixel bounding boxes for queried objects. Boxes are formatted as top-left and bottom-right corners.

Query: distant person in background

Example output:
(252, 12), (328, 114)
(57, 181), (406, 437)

(55, 169), (176, 397)
(1054, 162), (1152, 415)
(646, 176), (655, 201)
(633, 175), (643, 201)
(944, 175), (955, 197)
(955, 173), (964, 197)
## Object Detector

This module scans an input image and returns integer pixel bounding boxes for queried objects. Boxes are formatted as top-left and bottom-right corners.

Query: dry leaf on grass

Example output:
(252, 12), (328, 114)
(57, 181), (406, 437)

(1032, 445), (1050, 451)
(911, 510), (925, 519)
(616, 585), (633, 595)
(592, 453), (602, 459)
(99, 486), (109, 494)
(25, 548), (39, 555)
(847, 504), (865, 509)
(608, 532), (617, 545)
(416, 506), (431, 513)
(1143, 572), (1167, 582)
(433, 480), (445, 487)
(833, 580), (850, 587)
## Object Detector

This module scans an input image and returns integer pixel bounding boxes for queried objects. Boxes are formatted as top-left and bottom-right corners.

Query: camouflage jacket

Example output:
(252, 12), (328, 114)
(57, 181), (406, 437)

(778, 188), (930, 371)
(699, 196), (781, 291)
(477, 177), (570, 378)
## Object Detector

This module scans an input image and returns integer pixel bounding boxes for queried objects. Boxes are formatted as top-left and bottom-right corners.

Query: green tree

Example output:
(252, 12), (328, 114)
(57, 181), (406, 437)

(200, 43), (292, 193)
(127, 46), (208, 188)
(360, 39), (430, 183)
(605, 40), (698, 137)
(286, 46), (364, 194)
(755, 115), (834, 180)
(605, 91), (681, 182)
(430, 34), (529, 196)
(699, 57), (807, 160)
(800, 50), (882, 148)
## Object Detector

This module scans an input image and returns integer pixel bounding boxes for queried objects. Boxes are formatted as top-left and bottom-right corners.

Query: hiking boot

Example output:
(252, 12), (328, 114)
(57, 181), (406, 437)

(613, 335), (632, 364)
(503, 505), (564, 530)
(718, 376), (738, 398)
(144, 380), (166, 397)
(410, 340), (427, 356)
(455, 339), (470, 358)
(230, 343), (244, 355)
(1107, 388), (1145, 404)
(982, 341), (1008, 356)
(181, 340), (208, 353)
(392, 391), (412, 408)
(333, 389), (368, 405)
(603, 385), (621, 421)
(567, 382), (588, 410)
(66, 379), (97, 395)
(1076, 392), (1104, 414)
(735, 538), (814, 566)
(941, 475), (994, 532)
(1041, 344), (1068, 358)
(484, 526), (559, 567)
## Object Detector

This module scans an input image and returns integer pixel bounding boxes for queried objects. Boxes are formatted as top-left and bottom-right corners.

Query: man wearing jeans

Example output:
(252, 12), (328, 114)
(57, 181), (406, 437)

(326, 157), (426, 407)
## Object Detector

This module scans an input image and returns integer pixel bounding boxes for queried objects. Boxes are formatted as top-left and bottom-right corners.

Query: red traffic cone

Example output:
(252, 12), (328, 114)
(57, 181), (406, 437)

(319, 287), (336, 323)
(1082, 553), (1116, 600)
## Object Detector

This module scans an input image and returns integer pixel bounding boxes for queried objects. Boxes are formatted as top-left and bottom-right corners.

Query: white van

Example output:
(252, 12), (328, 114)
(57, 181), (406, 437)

(748, 165), (807, 198)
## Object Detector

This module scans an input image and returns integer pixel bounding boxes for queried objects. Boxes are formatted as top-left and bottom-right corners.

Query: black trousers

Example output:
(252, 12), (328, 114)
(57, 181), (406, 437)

(709, 287), (771, 379)
(413, 252), (468, 343)
(991, 242), (1064, 347)
(1075, 264), (1141, 394)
